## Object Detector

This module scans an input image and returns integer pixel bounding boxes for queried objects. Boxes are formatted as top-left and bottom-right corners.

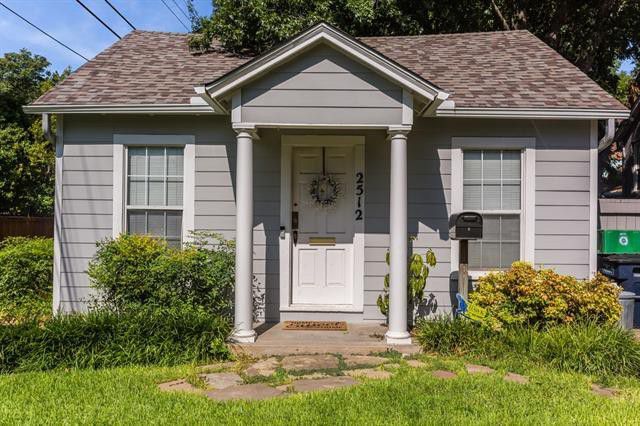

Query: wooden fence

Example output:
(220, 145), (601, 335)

(0, 216), (54, 240)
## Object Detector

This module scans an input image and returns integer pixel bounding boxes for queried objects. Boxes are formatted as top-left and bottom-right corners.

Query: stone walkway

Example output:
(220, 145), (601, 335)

(158, 356), (617, 401)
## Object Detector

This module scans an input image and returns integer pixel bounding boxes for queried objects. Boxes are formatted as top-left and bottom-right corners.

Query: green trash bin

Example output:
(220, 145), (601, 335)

(599, 230), (640, 255)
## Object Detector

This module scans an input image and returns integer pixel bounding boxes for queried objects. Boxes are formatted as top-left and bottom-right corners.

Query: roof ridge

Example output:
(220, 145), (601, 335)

(130, 29), (189, 36)
(359, 29), (532, 39)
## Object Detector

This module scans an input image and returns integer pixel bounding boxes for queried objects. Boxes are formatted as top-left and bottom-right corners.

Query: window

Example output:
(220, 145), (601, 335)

(463, 150), (521, 269)
(126, 146), (184, 247)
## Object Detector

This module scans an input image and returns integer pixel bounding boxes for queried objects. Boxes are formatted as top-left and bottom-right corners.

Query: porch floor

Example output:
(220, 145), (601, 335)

(230, 322), (421, 357)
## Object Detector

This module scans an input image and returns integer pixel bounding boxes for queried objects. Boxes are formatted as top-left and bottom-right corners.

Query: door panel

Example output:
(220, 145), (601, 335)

(291, 146), (355, 305)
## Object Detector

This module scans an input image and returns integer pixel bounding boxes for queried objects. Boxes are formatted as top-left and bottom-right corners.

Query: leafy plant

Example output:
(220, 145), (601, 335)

(0, 237), (53, 324)
(470, 262), (622, 328)
(0, 305), (230, 373)
(414, 317), (640, 378)
(377, 244), (436, 320)
(87, 232), (235, 317)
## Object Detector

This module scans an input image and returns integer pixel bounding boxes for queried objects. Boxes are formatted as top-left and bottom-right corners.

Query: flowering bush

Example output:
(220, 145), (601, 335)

(470, 262), (621, 327)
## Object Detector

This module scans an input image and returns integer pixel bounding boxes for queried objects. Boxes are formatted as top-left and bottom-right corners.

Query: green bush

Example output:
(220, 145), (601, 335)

(415, 318), (640, 377)
(470, 262), (621, 327)
(87, 232), (234, 316)
(0, 306), (230, 373)
(0, 237), (53, 323)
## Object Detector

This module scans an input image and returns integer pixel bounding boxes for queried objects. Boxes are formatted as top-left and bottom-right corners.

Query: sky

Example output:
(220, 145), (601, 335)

(0, 0), (636, 75)
(0, 0), (213, 72)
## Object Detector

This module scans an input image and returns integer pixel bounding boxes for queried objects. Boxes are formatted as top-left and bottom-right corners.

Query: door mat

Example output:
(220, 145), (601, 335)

(282, 321), (348, 331)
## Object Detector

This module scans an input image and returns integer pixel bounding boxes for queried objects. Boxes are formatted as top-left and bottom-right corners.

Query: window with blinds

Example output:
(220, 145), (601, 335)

(126, 146), (184, 247)
(463, 150), (521, 269)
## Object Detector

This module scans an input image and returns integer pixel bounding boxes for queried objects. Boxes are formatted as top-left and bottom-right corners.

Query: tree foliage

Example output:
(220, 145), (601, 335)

(0, 49), (69, 216)
(191, 0), (639, 95)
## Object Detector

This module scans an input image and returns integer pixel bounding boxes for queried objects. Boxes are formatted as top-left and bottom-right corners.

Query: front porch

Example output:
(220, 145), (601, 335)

(196, 23), (452, 345)
(229, 322), (421, 357)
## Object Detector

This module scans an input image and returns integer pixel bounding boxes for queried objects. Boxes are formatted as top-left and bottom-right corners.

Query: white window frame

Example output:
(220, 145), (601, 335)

(113, 134), (195, 244)
(451, 137), (535, 279)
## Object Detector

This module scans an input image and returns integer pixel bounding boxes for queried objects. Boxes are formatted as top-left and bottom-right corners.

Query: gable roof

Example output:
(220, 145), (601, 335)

(28, 27), (628, 118)
(200, 23), (448, 111)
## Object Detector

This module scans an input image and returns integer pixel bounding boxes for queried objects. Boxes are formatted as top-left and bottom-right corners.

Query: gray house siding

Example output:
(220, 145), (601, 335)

(57, 114), (593, 319)
(241, 44), (403, 126)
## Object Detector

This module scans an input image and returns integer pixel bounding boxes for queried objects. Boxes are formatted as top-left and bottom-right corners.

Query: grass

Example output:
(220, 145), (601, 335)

(414, 318), (640, 379)
(1, 356), (640, 425)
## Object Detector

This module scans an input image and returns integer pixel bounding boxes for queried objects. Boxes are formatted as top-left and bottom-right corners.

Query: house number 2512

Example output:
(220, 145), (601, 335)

(355, 172), (364, 221)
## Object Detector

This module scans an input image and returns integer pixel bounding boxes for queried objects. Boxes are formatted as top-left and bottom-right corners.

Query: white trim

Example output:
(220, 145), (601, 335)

(24, 103), (218, 114)
(112, 134), (196, 243)
(253, 123), (393, 129)
(589, 120), (598, 277)
(183, 142), (196, 242)
(450, 137), (536, 280)
(231, 91), (242, 123)
(205, 23), (447, 103)
(52, 115), (63, 314)
(402, 89), (414, 125)
(279, 135), (366, 313)
(436, 106), (629, 120)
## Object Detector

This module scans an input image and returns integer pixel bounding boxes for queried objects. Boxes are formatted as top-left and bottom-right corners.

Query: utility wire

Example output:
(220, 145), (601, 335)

(75, 0), (121, 39)
(170, 0), (189, 21)
(0, 1), (89, 61)
(104, 0), (136, 31)
(159, 0), (189, 31)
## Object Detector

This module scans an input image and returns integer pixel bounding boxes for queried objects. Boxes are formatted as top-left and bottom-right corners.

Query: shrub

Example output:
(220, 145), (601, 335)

(0, 306), (230, 373)
(470, 262), (621, 327)
(415, 318), (640, 377)
(0, 237), (53, 323)
(87, 232), (234, 316)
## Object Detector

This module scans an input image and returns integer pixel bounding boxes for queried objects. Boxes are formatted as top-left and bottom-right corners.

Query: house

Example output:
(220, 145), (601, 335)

(26, 23), (629, 345)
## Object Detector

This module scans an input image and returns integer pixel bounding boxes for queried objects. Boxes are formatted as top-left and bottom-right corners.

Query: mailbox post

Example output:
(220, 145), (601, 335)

(450, 212), (483, 306)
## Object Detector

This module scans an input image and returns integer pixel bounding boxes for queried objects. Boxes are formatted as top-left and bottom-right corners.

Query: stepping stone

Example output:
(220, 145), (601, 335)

(157, 379), (201, 393)
(432, 370), (457, 379)
(465, 364), (495, 374)
(200, 372), (243, 390)
(206, 383), (283, 401)
(281, 354), (339, 372)
(591, 384), (619, 397)
(345, 368), (393, 380)
(245, 357), (280, 377)
(504, 372), (529, 384)
(342, 355), (389, 368)
(291, 376), (358, 393)
(405, 360), (426, 368)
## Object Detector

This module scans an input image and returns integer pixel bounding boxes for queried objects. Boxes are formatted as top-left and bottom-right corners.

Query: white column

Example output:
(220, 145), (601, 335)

(230, 124), (257, 343)
(386, 126), (412, 345)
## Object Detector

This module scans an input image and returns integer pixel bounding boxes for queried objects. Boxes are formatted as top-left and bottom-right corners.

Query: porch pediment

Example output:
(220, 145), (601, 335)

(196, 22), (450, 125)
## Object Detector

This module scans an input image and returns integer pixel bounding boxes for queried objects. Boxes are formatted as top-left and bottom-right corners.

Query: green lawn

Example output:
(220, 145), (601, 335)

(0, 356), (639, 425)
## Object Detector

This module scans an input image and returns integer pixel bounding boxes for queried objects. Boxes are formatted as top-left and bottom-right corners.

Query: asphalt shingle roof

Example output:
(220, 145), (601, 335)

(33, 29), (626, 111)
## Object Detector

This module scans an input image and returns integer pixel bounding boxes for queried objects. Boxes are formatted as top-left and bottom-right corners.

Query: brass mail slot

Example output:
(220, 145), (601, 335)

(309, 237), (336, 246)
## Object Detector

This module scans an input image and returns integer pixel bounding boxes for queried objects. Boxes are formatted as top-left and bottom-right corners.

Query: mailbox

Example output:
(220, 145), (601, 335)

(450, 212), (483, 240)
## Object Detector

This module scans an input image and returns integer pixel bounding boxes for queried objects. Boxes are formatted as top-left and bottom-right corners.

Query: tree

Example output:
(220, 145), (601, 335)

(190, 0), (639, 95)
(0, 49), (68, 130)
(0, 124), (54, 215)
(0, 50), (69, 215)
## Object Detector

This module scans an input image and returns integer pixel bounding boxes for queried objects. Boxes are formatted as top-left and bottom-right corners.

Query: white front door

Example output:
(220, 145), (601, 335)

(291, 146), (355, 305)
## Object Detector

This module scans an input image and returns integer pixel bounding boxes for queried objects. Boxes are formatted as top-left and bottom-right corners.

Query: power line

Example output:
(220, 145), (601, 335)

(0, 1), (89, 61)
(104, 0), (136, 31)
(171, 0), (189, 21)
(159, 0), (189, 31)
(75, 0), (121, 39)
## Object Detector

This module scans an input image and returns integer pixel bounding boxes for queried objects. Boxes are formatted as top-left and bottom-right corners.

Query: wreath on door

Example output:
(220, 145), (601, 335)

(309, 174), (341, 207)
